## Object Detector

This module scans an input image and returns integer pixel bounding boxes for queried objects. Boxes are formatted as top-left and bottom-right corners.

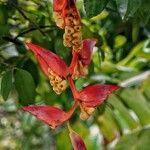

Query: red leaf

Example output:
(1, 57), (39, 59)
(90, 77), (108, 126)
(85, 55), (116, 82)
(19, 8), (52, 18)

(26, 43), (68, 78)
(53, 0), (67, 11)
(79, 39), (97, 65)
(78, 84), (119, 107)
(22, 103), (77, 129)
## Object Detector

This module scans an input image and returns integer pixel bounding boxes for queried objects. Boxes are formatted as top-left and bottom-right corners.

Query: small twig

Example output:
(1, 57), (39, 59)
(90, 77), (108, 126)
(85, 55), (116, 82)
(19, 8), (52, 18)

(14, 5), (46, 36)
(2, 25), (56, 45)
(14, 25), (56, 40)
(9, 1), (52, 38)
(2, 36), (22, 45)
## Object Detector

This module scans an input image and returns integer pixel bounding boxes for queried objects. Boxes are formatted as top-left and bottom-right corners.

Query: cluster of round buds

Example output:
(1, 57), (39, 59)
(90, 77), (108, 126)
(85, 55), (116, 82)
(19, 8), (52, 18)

(63, 9), (83, 51)
(79, 104), (95, 120)
(48, 68), (68, 95)
(72, 60), (88, 80)
(53, 12), (65, 29)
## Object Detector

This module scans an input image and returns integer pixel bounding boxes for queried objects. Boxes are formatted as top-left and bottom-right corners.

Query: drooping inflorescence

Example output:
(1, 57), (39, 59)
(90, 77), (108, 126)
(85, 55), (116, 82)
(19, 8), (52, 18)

(23, 1), (120, 150)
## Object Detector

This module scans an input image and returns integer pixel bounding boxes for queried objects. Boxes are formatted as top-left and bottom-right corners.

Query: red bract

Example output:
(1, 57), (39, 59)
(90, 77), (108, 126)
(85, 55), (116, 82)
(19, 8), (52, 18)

(79, 84), (119, 107)
(69, 39), (97, 79)
(77, 84), (119, 120)
(26, 43), (68, 95)
(70, 132), (87, 150)
(79, 39), (97, 65)
(53, 0), (67, 12)
(26, 43), (68, 78)
(68, 123), (87, 150)
(22, 102), (77, 129)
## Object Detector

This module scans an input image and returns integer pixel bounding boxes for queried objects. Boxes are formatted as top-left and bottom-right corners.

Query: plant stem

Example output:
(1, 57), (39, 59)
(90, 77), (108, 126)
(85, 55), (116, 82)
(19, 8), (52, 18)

(68, 51), (78, 74)
(68, 101), (78, 115)
(68, 76), (79, 99)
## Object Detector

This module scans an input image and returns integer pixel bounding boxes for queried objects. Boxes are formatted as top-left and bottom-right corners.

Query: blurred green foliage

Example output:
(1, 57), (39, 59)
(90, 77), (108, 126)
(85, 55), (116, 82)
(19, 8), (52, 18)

(0, 0), (150, 149)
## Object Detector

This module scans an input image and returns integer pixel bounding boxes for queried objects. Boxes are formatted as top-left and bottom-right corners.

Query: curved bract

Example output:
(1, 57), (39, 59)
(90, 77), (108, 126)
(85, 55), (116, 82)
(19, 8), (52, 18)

(79, 39), (97, 65)
(79, 84), (119, 107)
(69, 38), (97, 79)
(53, 0), (67, 12)
(22, 102), (77, 129)
(75, 84), (120, 120)
(69, 130), (87, 150)
(26, 43), (68, 78)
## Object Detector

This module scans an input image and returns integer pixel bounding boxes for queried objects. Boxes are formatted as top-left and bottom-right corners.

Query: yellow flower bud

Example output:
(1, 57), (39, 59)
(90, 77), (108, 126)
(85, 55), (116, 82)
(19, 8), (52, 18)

(86, 107), (95, 115)
(63, 33), (72, 42)
(53, 87), (61, 95)
(48, 69), (57, 76)
(55, 76), (62, 83)
(57, 80), (68, 90)
(65, 26), (75, 35)
(63, 40), (72, 47)
(50, 80), (55, 86)
(80, 111), (89, 120)
(72, 32), (81, 39)
(73, 19), (80, 25)
(74, 26), (81, 32)
(49, 75), (55, 81)
(65, 17), (73, 26)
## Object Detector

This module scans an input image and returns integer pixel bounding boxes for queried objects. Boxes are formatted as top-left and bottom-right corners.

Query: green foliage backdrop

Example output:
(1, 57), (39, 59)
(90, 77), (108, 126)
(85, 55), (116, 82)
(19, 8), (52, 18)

(0, 0), (150, 149)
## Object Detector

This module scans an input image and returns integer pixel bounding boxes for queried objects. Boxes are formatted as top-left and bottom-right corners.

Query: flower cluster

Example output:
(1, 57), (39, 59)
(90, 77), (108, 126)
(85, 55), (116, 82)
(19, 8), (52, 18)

(23, 0), (119, 149)
(53, 0), (82, 50)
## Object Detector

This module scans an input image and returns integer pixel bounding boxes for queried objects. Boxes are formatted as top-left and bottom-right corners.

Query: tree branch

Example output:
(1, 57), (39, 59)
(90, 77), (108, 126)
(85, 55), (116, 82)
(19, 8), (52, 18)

(2, 25), (56, 45)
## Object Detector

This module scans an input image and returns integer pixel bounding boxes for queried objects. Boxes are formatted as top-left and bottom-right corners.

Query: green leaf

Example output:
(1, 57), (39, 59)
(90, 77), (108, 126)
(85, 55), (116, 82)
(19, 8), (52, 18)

(115, 0), (141, 19)
(17, 59), (39, 86)
(135, 0), (150, 24)
(14, 69), (36, 105)
(120, 88), (150, 126)
(1, 70), (13, 100)
(115, 0), (128, 19)
(115, 130), (139, 150)
(98, 107), (120, 141)
(118, 41), (144, 66)
(108, 94), (138, 129)
(84, 0), (109, 18)
(115, 128), (150, 150)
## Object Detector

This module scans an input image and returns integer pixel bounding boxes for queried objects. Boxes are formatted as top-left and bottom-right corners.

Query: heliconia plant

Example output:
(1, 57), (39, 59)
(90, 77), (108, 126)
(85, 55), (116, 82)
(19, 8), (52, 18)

(23, 0), (120, 149)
